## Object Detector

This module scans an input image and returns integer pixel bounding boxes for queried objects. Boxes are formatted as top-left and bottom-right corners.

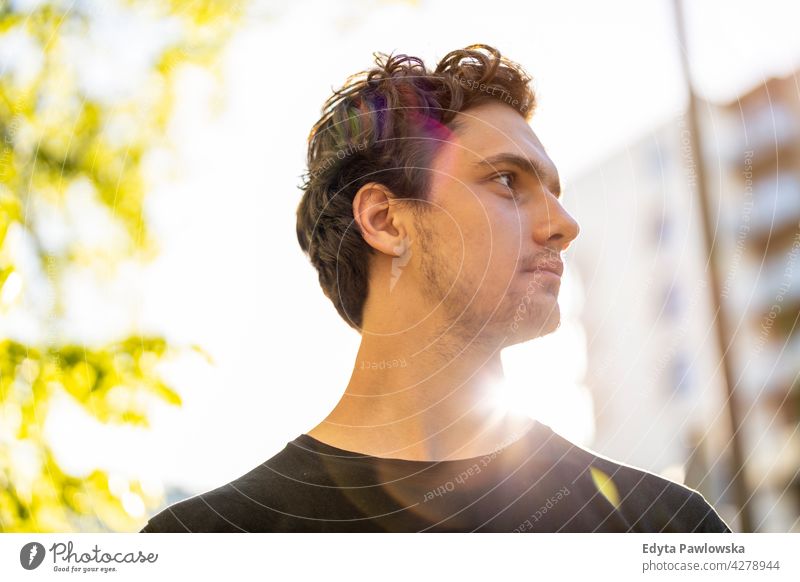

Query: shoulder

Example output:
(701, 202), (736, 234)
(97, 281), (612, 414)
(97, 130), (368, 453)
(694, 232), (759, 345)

(140, 441), (309, 533)
(588, 453), (731, 532)
(535, 425), (731, 533)
(139, 471), (269, 533)
(139, 484), (251, 533)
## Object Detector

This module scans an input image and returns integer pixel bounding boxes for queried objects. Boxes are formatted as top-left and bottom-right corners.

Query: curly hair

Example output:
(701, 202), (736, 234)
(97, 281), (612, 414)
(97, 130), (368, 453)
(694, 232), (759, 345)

(296, 44), (536, 331)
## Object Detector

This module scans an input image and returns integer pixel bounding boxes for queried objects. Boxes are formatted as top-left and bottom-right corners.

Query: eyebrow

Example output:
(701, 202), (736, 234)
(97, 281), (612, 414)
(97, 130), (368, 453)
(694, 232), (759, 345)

(473, 153), (562, 198)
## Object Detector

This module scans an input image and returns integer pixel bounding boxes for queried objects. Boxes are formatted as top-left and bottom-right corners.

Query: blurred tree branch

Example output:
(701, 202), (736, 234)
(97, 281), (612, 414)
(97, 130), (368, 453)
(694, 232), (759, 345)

(0, 0), (244, 532)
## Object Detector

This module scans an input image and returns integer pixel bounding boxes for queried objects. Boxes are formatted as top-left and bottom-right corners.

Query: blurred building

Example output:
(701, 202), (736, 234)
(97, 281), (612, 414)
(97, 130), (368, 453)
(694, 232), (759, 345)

(714, 73), (800, 532)
(567, 71), (800, 532)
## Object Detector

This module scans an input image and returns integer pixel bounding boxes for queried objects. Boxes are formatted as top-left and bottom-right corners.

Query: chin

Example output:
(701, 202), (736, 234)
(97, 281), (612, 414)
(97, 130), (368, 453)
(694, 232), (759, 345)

(504, 303), (561, 346)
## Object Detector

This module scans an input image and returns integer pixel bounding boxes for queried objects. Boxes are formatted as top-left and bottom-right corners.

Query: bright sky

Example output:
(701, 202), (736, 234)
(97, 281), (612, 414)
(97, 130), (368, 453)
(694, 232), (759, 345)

(35, 0), (800, 495)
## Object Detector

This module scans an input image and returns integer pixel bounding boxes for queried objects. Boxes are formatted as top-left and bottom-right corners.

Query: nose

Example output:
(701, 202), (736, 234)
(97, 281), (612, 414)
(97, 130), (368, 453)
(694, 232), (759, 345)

(532, 191), (580, 252)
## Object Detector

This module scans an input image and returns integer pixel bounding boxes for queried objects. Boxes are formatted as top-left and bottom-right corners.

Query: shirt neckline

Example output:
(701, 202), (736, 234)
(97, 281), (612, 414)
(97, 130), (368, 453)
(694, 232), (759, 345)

(294, 420), (543, 466)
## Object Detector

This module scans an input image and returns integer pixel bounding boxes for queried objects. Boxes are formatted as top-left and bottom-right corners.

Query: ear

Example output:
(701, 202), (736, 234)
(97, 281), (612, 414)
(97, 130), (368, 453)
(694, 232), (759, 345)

(352, 182), (408, 257)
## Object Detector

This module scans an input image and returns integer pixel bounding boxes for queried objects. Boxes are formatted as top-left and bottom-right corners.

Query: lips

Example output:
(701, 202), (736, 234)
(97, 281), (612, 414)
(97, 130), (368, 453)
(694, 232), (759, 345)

(523, 260), (564, 278)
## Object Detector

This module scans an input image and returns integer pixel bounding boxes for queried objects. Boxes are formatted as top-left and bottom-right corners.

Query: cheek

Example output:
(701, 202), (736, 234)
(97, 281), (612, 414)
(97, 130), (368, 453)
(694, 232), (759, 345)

(465, 222), (527, 298)
(426, 186), (527, 289)
(479, 205), (527, 278)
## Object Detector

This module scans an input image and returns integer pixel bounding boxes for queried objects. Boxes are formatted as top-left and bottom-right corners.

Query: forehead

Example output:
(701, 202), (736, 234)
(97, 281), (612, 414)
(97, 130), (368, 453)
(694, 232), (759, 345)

(444, 102), (554, 171)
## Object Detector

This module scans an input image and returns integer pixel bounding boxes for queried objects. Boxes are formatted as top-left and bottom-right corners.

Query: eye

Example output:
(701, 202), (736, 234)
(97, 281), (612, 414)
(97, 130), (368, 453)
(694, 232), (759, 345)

(492, 171), (520, 198)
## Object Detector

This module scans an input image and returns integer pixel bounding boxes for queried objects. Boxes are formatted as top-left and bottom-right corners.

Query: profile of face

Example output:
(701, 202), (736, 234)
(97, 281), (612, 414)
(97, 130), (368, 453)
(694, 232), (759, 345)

(399, 101), (580, 348)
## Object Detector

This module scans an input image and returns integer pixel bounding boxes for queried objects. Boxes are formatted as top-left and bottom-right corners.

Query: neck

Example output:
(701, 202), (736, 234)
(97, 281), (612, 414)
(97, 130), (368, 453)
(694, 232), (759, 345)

(307, 310), (534, 461)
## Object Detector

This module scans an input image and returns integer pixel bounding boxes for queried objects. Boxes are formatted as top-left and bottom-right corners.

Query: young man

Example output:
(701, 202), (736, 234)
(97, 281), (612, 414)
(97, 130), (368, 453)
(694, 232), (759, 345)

(141, 44), (731, 533)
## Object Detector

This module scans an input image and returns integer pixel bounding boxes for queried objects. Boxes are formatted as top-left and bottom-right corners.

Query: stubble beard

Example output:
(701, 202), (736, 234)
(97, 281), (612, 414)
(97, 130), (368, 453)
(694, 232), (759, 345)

(414, 217), (557, 352)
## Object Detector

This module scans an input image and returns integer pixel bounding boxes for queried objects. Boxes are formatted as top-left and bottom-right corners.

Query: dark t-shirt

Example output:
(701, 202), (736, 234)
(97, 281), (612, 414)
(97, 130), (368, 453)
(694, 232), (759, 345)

(140, 421), (731, 533)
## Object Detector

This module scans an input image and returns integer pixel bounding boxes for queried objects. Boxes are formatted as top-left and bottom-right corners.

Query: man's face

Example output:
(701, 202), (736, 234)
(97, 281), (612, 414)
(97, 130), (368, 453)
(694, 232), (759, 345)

(406, 101), (580, 347)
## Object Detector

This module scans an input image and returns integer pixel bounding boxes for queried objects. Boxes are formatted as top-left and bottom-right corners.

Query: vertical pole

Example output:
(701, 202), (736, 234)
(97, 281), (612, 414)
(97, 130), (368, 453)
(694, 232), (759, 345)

(672, 0), (753, 532)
